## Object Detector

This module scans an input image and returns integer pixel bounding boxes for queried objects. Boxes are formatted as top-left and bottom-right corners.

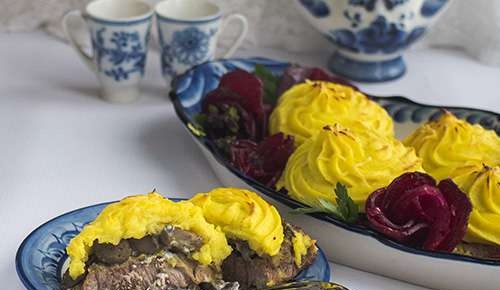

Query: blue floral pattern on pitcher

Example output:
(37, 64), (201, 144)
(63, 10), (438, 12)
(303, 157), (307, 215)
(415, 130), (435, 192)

(294, 0), (451, 81)
(299, 0), (331, 17)
(349, 0), (409, 11)
(328, 15), (426, 54)
(91, 26), (150, 81)
(420, 0), (448, 17)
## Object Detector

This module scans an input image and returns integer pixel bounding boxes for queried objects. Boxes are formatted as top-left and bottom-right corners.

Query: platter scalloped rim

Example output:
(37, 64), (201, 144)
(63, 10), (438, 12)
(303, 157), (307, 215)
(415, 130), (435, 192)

(16, 198), (331, 290)
(169, 57), (500, 290)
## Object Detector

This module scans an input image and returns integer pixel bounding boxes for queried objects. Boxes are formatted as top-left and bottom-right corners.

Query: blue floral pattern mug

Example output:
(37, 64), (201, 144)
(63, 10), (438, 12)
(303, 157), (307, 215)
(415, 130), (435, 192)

(62, 0), (153, 102)
(155, 0), (248, 83)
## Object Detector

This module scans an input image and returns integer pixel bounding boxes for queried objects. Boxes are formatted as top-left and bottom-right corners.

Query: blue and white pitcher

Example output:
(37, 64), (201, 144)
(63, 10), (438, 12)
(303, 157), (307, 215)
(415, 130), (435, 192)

(295, 0), (450, 82)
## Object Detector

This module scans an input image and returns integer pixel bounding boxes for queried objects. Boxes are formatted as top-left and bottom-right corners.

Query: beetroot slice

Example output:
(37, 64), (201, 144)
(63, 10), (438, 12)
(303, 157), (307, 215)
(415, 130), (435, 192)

(277, 65), (357, 95)
(309, 68), (357, 89)
(366, 188), (429, 243)
(388, 185), (447, 225)
(365, 172), (472, 253)
(258, 133), (294, 174)
(277, 66), (312, 95)
(203, 70), (268, 141)
(229, 133), (294, 186)
(202, 88), (258, 140)
(382, 172), (436, 212)
(436, 179), (473, 252)
(202, 87), (240, 112)
(230, 139), (259, 175)
(219, 69), (264, 116)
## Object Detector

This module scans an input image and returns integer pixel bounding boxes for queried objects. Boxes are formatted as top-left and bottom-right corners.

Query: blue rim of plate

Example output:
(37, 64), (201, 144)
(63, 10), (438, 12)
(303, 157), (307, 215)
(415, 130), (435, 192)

(16, 198), (330, 290)
(169, 57), (500, 267)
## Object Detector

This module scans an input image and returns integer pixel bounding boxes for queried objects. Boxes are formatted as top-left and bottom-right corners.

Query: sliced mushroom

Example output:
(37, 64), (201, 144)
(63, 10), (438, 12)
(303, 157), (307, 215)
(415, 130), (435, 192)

(129, 235), (161, 255)
(93, 240), (132, 265)
(160, 226), (204, 254)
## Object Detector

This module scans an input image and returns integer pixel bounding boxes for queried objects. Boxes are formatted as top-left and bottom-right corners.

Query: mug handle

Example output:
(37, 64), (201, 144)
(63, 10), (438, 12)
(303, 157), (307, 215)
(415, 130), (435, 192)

(218, 13), (249, 58)
(62, 10), (97, 72)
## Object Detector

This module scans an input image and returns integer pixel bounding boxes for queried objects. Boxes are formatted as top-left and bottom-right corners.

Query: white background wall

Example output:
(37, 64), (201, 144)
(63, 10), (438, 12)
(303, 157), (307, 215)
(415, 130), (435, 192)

(2, 0), (500, 65)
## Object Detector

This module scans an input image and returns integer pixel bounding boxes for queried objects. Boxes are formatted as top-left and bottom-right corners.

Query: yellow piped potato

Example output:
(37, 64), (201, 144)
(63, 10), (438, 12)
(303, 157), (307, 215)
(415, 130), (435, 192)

(190, 188), (284, 256)
(404, 112), (500, 180)
(277, 124), (423, 210)
(291, 230), (314, 266)
(66, 192), (232, 279)
(450, 164), (500, 246)
(269, 81), (394, 146)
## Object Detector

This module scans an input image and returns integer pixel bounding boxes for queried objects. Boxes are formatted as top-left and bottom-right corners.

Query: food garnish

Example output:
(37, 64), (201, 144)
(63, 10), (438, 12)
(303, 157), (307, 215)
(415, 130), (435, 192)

(277, 64), (356, 95)
(201, 69), (268, 144)
(292, 183), (359, 224)
(254, 64), (280, 105)
(365, 172), (472, 252)
(277, 124), (423, 209)
(229, 133), (294, 186)
(404, 111), (500, 180)
(269, 81), (394, 146)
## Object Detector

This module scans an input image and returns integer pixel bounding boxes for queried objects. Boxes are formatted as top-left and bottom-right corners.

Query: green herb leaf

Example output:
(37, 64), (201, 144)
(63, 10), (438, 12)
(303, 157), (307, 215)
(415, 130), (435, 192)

(334, 183), (359, 224)
(254, 64), (280, 105)
(289, 199), (343, 220)
(289, 207), (326, 215)
(290, 183), (359, 224)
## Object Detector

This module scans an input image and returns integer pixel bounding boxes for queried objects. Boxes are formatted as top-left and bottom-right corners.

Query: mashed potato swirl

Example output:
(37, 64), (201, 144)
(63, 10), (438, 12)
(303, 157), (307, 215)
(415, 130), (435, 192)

(451, 164), (500, 245)
(277, 124), (423, 209)
(404, 112), (500, 180)
(269, 81), (394, 146)
(66, 192), (232, 279)
(190, 188), (284, 257)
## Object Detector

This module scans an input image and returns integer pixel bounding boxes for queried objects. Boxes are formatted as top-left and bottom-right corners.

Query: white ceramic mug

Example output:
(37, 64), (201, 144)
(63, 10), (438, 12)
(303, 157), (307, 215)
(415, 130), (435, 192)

(155, 0), (248, 83)
(62, 0), (153, 103)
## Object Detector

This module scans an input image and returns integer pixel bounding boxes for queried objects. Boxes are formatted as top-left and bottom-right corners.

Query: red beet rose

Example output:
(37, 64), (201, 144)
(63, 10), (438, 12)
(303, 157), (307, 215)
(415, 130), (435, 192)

(365, 172), (472, 252)
(202, 70), (267, 141)
(218, 69), (264, 116)
(277, 65), (357, 95)
(229, 133), (294, 186)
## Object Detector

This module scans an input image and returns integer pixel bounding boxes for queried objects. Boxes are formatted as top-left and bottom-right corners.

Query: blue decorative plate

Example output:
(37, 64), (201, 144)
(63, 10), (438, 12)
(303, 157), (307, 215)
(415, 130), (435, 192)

(16, 199), (331, 290)
(169, 57), (500, 290)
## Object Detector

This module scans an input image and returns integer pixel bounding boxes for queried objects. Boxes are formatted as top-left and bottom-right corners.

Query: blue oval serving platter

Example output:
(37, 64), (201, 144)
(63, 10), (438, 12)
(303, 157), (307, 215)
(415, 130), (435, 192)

(169, 57), (500, 290)
(16, 198), (331, 290)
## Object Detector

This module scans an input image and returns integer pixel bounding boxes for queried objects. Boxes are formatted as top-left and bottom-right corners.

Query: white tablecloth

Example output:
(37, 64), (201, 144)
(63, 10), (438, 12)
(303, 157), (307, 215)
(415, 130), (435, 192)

(1, 32), (499, 290)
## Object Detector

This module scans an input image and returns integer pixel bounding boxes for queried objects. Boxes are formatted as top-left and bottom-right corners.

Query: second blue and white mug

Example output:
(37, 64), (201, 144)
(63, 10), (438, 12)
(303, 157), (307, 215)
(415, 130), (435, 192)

(155, 0), (248, 83)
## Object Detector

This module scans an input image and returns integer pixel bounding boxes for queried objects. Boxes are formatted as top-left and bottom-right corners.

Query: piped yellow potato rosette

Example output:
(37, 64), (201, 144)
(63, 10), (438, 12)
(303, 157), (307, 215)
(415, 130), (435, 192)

(66, 192), (231, 279)
(269, 81), (394, 146)
(450, 164), (500, 246)
(276, 124), (423, 209)
(190, 188), (317, 288)
(190, 188), (284, 256)
(404, 112), (500, 180)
